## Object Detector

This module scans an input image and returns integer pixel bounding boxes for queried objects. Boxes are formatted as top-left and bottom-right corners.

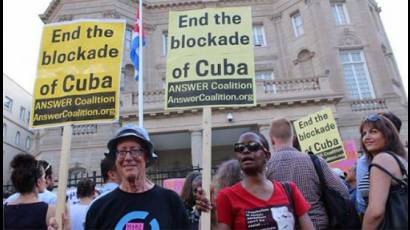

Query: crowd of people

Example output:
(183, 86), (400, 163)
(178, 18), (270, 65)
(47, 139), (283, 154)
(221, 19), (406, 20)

(3, 112), (408, 229)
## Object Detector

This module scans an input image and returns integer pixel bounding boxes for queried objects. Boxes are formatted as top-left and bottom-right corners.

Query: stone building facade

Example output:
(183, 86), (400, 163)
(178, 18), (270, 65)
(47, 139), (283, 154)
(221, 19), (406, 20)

(3, 74), (34, 185)
(33, 0), (408, 179)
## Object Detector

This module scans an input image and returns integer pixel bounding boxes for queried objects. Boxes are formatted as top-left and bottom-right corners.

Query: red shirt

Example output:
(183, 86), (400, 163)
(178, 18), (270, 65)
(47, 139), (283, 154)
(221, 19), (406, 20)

(217, 180), (310, 229)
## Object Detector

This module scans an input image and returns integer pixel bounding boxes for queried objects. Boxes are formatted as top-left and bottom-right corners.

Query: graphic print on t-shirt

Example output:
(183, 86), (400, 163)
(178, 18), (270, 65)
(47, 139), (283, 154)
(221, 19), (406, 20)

(114, 211), (159, 230)
(245, 205), (294, 230)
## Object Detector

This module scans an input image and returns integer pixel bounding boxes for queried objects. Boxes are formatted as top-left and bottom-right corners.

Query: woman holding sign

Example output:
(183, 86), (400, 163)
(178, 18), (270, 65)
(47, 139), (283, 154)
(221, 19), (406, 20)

(358, 114), (408, 229)
(216, 131), (314, 230)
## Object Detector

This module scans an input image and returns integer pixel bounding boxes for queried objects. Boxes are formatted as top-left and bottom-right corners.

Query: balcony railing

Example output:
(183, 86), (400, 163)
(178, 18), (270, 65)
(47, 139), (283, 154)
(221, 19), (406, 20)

(260, 77), (321, 95)
(120, 76), (332, 111)
(349, 98), (388, 112)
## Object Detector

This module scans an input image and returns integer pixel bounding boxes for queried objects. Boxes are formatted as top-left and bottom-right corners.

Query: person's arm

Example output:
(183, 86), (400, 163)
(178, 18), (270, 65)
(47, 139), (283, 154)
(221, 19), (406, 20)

(46, 205), (55, 228)
(362, 153), (396, 229)
(217, 223), (231, 230)
(47, 205), (70, 230)
(298, 213), (315, 230)
(289, 182), (313, 230)
(319, 157), (349, 199)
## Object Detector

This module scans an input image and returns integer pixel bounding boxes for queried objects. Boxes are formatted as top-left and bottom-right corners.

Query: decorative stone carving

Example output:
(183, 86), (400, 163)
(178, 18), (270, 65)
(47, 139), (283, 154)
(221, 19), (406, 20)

(293, 49), (315, 65)
(271, 12), (282, 22)
(381, 44), (393, 56)
(40, 0), (61, 23)
(304, 0), (312, 6)
(102, 10), (121, 19)
(338, 29), (362, 47)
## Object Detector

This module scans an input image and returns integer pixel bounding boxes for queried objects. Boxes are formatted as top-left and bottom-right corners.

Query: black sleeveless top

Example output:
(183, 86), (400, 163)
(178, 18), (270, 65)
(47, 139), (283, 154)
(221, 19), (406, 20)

(4, 201), (48, 230)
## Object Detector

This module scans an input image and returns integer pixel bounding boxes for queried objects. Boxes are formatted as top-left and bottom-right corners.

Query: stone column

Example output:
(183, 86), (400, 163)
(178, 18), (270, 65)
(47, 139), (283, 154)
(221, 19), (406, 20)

(190, 130), (202, 168)
(271, 12), (290, 79)
(258, 124), (272, 151)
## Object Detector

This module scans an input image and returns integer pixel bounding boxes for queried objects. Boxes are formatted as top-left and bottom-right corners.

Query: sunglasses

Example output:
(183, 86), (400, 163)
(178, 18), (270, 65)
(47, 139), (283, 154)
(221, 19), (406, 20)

(365, 114), (384, 122)
(44, 163), (51, 172)
(234, 142), (266, 153)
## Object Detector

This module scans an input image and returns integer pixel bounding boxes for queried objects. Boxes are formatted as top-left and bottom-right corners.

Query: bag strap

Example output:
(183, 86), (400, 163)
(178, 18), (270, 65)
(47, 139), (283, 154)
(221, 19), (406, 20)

(308, 152), (326, 188)
(385, 151), (408, 177)
(281, 181), (295, 211)
(281, 181), (298, 222)
(369, 163), (408, 187)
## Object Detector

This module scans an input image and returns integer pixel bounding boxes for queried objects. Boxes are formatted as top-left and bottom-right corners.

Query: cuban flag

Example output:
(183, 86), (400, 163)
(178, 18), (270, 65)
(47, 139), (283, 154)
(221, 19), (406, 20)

(130, 6), (145, 81)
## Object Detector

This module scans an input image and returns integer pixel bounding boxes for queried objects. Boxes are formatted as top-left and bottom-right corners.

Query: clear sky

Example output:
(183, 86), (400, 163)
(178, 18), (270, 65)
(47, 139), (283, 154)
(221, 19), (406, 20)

(3, 0), (408, 97)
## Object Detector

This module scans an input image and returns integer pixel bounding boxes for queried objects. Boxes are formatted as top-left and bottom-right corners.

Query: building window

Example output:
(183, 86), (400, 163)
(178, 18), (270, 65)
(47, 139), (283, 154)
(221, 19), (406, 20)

(27, 112), (30, 124)
(291, 12), (304, 37)
(19, 107), (27, 121)
(256, 71), (274, 81)
(25, 137), (32, 150)
(340, 50), (375, 99)
(252, 25), (266, 47)
(15, 131), (21, 145)
(3, 123), (6, 137)
(4, 96), (13, 112)
(163, 31), (168, 56)
(331, 2), (350, 25)
(125, 27), (133, 50)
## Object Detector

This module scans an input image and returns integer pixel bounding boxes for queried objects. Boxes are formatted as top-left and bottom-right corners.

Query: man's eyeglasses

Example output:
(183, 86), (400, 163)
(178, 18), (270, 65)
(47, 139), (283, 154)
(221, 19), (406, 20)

(116, 148), (145, 158)
(234, 142), (266, 153)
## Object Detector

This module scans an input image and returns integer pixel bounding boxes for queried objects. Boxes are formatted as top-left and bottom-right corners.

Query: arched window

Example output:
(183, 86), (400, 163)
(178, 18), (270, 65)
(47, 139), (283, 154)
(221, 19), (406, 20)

(15, 131), (21, 145)
(25, 136), (32, 150)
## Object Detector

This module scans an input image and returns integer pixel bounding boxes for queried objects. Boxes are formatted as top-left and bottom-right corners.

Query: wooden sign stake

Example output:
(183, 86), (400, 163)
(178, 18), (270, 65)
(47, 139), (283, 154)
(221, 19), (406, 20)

(55, 124), (72, 229)
(200, 107), (212, 230)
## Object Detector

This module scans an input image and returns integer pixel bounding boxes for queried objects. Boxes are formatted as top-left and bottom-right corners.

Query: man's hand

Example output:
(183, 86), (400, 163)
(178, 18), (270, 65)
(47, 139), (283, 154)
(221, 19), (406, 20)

(48, 208), (70, 230)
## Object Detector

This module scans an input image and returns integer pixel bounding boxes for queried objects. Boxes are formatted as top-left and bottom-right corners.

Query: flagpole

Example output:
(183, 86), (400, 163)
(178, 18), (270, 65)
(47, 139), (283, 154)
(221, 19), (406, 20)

(138, 0), (144, 128)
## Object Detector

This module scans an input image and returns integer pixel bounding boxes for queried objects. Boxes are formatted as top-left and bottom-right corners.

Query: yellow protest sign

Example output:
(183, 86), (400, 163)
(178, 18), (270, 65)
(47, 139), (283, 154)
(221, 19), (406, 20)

(165, 7), (256, 109)
(294, 108), (346, 163)
(30, 20), (125, 128)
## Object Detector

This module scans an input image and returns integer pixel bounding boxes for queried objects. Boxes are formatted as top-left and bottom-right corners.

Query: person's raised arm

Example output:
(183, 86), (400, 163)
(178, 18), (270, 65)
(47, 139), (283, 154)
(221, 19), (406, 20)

(298, 213), (315, 230)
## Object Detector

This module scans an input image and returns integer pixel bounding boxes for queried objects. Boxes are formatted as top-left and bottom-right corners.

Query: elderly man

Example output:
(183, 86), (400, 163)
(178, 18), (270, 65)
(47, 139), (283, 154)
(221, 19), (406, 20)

(85, 125), (190, 229)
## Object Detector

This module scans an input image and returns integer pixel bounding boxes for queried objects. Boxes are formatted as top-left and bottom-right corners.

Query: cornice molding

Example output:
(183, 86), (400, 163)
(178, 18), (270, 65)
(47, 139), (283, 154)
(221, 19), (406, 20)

(41, 0), (276, 22)
(40, 0), (61, 23)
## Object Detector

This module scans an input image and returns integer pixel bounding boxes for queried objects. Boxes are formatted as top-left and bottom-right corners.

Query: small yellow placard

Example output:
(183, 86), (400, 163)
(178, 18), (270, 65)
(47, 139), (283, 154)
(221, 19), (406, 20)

(294, 108), (347, 163)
